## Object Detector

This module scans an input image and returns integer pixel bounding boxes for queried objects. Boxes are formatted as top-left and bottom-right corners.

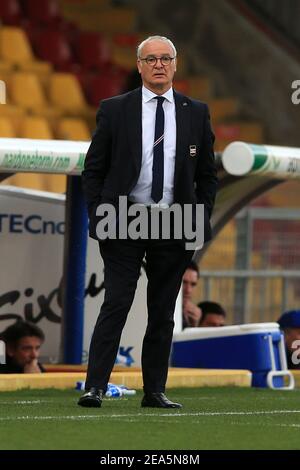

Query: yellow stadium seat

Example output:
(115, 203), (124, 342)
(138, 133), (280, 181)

(0, 116), (16, 137)
(0, 61), (12, 73)
(9, 72), (57, 114)
(0, 103), (25, 133)
(112, 46), (136, 71)
(10, 72), (47, 111)
(63, 7), (136, 33)
(57, 118), (91, 141)
(19, 116), (53, 140)
(3, 173), (67, 193)
(49, 73), (88, 114)
(92, 9), (136, 33)
(9, 72), (62, 121)
(0, 27), (52, 78)
(49, 73), (95, 128)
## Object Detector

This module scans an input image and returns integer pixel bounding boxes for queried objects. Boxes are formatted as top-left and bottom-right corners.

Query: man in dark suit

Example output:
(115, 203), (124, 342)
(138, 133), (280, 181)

(78, 35), (218, 408)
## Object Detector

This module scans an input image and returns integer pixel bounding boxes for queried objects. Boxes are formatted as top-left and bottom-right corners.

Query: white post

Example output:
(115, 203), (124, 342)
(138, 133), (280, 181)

(222, 141), (300, 178)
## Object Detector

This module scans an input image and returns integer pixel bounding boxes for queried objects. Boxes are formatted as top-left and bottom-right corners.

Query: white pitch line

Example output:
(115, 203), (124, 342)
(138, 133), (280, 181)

(275, 424), (300, 428)
(1, 410), (300, 421)
(0, 400), (50, 405)
(230, 421), (300, 429)
(182, 397), (218, 400)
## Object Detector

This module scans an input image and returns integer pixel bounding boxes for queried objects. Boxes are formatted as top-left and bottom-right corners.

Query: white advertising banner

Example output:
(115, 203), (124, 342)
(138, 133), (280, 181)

(0, 186), (64, 362)
(0, 138), (89, 175)
(0, 186), (182, 366)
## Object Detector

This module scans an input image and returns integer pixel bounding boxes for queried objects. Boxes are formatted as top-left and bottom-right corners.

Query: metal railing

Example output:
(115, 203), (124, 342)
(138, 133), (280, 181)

(198, 270), (300, 324)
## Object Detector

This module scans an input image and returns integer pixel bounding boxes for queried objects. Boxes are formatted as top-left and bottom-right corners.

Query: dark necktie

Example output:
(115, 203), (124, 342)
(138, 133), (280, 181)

(151, 96), (165, 203)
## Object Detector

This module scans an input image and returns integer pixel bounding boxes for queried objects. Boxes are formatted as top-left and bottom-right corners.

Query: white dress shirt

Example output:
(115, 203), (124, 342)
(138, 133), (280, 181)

(129, 85), (176, 205)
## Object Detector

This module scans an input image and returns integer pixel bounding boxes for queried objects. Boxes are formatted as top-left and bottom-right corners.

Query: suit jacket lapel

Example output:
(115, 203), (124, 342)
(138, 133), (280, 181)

(125, 87), (142, 175)
(174, 90), (191, 186)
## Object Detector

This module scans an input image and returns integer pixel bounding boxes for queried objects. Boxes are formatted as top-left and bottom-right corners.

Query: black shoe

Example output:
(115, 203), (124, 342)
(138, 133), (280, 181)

(141, 392), (182, 408)
(78, 387), (104, 408)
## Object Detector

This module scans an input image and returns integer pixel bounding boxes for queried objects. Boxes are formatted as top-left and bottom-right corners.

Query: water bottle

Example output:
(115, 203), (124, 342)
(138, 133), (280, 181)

(118, 384), (137, 396)
(75, 380), (136, 397)
(105, 383), (123, 398)
(76, 380), (85, 391)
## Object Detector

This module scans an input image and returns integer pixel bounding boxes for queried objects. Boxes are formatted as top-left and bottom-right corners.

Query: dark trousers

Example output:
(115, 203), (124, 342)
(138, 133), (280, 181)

(85, 233), (194, 393)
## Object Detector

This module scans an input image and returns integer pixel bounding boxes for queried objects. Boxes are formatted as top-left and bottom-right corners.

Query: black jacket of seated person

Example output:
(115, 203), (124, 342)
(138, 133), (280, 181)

(0, 357), (45, 374)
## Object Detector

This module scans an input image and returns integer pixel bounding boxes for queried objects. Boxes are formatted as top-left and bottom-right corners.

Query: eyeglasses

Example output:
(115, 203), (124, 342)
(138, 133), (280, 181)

(139, 55), (176, 66)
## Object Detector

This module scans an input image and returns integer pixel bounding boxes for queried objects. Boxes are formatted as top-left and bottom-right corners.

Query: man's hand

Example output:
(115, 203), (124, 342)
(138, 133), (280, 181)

(183, 300), (202, 327)
(23, 359), (42, 374)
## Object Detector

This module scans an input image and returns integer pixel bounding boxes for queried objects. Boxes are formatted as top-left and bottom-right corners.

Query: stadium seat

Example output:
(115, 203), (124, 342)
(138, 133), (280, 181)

(0, 116), (16, 137)
(0, 61), (13, 74)
(48, 72), (92, 115)
(71, 69), (93, 98)
(0, 26), (31, 64)
(9, 72), (62, 123)
(5, 172), (67, 193)
(92, 8), (137, 34)
(88, 73), (125, 106)
(57, 118), (91, 141)
(0, 27), (52, 77)
(10, 72), (47, 111)
(33, 30), (76, 70)
(111, 33), (139, 71)
(112, 46), (136, 71)
(0, 0), (22, 25)
(113, 33), (140, 48)
(22, 0), (61, 25)
(0, 103), (25, 133)
(19, 115), (53, 139)
(75, 32), (111, 70)
(61, 6), (136, 33)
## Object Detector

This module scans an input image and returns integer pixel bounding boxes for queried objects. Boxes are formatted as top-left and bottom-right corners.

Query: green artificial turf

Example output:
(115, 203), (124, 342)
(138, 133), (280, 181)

(0, 387), (299, 450)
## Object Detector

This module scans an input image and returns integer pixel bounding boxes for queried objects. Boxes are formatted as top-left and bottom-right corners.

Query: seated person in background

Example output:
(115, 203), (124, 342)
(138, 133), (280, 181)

(0, 321), (45, 373)
(277, 309), (300, 370)
(198, 301), (226, 327)
(182, 261), (202, 328)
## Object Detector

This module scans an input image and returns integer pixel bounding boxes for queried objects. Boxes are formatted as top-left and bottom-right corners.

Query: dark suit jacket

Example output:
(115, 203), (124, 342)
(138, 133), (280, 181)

(82, 87), (218, 242)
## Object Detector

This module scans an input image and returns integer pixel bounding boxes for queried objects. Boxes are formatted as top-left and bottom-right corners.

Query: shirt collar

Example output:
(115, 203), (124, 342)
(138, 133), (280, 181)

(142, 85), (174, 103)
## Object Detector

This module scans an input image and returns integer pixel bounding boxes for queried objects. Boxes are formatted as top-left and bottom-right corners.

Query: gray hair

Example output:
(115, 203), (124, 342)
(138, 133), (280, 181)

(137, 35), (177, 59)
